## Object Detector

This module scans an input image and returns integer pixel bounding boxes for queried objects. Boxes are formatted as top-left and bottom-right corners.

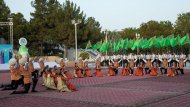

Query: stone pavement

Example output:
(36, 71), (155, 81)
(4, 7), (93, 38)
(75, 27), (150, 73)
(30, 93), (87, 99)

(0, 68), (190, 107)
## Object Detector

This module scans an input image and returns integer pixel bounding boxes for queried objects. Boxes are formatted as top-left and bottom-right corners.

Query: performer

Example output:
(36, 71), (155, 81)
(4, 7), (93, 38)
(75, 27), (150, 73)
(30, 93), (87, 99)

(169, 54), (178, 67)
(143, 55), (153, 74)
(44, 68), (57, 90)
(1, 58), (22, 91)
(176, 54), (187, 75)
(57, 59), (75, 79)
(29, 58), (39, 92)
(122, 54), (129, 67)
(134, 62), (144, 76)
(127, 55), (137, 75)
(160, 54), (170, 74)
(111, 59), (121, 75)
(56, 70), (76, 92)
(152, 55), (162, 67)
(74, 62), (84, 78)
(150, 62), (159, 76)
(39, 58), (45, 77)
(95, 65), (103, 77)
(135, 55), (144, 67)
(167, 62), (176, 77)
(83, 62), (92, 77)
(121, 63), (130, 76)
(55, 58), (65, 69)
(78, 58), (84, 74)
(11, 58), (32, 94)
(107, 63), (115, 76)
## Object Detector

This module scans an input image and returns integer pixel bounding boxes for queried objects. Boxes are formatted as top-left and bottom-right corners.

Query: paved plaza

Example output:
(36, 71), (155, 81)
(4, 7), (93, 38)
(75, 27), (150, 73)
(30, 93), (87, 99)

(0, 68), (190, 107)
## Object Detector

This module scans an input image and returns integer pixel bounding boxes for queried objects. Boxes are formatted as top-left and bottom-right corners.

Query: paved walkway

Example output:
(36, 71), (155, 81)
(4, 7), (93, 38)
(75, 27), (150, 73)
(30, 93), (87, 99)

(0, 68), (190, 107)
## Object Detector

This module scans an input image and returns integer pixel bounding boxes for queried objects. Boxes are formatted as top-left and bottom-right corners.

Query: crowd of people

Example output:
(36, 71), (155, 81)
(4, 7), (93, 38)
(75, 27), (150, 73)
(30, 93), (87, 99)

(0, 53), (190, 95)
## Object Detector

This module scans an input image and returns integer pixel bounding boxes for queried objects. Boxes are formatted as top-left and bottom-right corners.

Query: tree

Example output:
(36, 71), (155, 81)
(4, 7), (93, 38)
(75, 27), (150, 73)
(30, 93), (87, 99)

(0, 0), (11, 41)
(139, 20), (174, 38)
(121, 27), (138, 39)
(11, 12), (28, 48)
(175, 12), (190, 36)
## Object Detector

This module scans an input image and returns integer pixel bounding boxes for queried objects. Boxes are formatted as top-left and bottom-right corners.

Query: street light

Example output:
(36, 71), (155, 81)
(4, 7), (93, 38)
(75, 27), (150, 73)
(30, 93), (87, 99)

(72, 19), (81, 61)
(136, 33), (140, 55)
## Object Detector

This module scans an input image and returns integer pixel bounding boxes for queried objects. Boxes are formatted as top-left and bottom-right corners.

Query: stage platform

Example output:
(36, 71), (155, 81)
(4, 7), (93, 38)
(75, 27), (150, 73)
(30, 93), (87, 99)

(0, 68), (190, 107)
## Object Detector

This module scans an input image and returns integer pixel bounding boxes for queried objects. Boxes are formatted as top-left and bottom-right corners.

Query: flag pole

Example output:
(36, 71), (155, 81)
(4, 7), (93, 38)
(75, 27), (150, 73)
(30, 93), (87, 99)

(106, 30), (108, 56)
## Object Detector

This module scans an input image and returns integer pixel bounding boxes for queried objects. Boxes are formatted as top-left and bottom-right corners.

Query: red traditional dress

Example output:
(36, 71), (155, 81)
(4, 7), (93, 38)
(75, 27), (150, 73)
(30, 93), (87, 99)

(95, 67), (103, 77)
(61, 76), (76, 91)
(167, 67), (175, 77)
(65, 71), (75, 79)
(75, 66), (84, 78)
(107, 66), (115, 76)
(122, 66), (130, 76)
(150, 66), (158, 76)
(135, 65), (144, 76)
(84, 67), (92, 77)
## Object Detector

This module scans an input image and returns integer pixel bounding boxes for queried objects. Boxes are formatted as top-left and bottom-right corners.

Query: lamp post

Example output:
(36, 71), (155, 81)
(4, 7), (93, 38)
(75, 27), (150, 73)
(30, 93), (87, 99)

(136, 33), (140, 55)
(105, 30), (108, 56)
(72, 19), (81, 61)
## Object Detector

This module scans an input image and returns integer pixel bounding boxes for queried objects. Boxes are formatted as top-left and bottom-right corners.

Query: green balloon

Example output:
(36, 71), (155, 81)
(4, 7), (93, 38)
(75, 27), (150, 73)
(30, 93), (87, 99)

(18, 46), (28, 56)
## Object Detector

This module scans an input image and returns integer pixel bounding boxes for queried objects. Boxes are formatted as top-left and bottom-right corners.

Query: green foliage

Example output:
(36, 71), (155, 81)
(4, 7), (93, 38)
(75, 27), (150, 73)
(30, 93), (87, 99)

(0, 0), (10, 40)
(175, 12), (190, 35)
(79, 52), (89, 60)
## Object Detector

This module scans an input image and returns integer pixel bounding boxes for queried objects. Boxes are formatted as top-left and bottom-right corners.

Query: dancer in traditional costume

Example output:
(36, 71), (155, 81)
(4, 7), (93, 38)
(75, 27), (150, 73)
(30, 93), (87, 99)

(167, 62), (176, 77)
(127, 55), (137, 75)
(176, 54), (187, 75)
(160, 54), (170, 74)
(78, 58), (84, 74)
(135, 62), (144, 76)
(11, 58), (32, 94)
(107, 63), (115, 76)
(95, 65), (103, 77)
(143, 55), (153, 74)
(1, 58), (22, 91)
(57, 59), (75, 79)
(111, 59), (121, 75)
(121, 63), (130, 76)
(39, 58), (45, 77)
(44, 67), (57, 90)
(74, 62), (84, 78)
(150, 62), (159, 76)
(83, 62), (92, 77)
(29, 58), (39, 92)
(56, 70), (76, 92)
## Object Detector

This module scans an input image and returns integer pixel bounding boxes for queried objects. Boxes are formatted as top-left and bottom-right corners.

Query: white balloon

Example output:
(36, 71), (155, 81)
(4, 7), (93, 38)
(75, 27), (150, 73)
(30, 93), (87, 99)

(19, 38), (27, 46)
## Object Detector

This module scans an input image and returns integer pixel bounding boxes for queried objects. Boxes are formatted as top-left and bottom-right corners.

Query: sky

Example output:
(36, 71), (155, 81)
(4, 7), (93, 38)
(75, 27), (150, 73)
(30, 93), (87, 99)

(5, 0), (190, 31)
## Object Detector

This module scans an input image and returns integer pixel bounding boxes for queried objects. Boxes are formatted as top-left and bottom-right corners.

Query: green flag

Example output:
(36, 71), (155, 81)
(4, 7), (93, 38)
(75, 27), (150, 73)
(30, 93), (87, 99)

(85, 40), (92, 50)
(124, 39), (129, 50)
(99, 42), (108, 53)
(170, 35), (176, 47)
(179, 35), (187, 45)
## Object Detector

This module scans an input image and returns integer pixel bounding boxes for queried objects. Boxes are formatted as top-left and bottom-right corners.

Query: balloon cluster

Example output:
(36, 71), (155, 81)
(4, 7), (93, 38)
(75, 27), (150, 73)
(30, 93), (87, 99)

(18, 38), (29, 58)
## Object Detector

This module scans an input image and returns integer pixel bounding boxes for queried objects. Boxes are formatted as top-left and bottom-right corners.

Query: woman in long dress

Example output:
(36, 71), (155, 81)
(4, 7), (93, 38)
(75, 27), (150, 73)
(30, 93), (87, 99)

(122, 64), (130, 76)
(107, 63), (115, 76)
(83, 62), (92, 77)
(150, 62), (159, 76)
(74, 63), (84, 78)
(167, 62), (176, 77)
(95, 65), (103, 77)
(135, 62), (144, 76)
(44, 68), (57, 90)
(56, 70), (76, 92)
